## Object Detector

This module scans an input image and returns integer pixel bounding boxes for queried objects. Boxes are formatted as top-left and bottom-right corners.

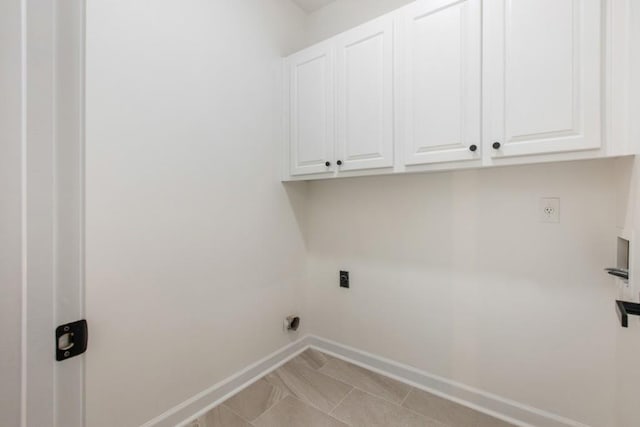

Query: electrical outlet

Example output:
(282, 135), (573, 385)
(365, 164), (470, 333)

(540, 198), (560, 223)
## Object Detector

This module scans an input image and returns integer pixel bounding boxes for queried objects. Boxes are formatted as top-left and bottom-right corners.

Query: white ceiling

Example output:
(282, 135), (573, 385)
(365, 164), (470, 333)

(292, 0), (336, 13)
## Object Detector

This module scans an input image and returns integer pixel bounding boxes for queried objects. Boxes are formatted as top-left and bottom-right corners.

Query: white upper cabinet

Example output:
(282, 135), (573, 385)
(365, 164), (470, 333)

(484, 0), (602, 158)
(398, 0), (481, 166)
(287, 41), (335, 176)
(335, 15), (394, 171)
(282, 0), (628, 181)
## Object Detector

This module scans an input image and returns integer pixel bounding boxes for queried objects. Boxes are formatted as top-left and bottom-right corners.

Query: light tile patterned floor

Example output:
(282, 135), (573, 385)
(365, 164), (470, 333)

(188, 349), (514, 427)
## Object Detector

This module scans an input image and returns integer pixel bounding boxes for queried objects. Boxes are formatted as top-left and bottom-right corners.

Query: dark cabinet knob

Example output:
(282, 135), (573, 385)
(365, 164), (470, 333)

(325, 161), (331, 167)
(492, 142), (501, 150)
(469, 144), (477, 152)
(337, 160), (343, 166)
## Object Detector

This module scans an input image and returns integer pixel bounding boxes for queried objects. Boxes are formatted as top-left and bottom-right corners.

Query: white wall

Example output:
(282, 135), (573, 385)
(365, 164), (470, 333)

(300, 3), (640, 425)
(305, 160), (620, 426)
(0, 1), (23, 426)
(305, 0), (413, 44)
(85, 1), (308, 426)
(78, 1), (640, 426)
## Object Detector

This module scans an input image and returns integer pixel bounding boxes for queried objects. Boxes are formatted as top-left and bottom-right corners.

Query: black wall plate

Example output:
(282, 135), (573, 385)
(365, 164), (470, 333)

(340, 271), (349, 288)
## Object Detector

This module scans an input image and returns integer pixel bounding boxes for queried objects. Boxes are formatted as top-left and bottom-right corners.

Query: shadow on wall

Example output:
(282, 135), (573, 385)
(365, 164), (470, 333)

(283, 181), (311, 249)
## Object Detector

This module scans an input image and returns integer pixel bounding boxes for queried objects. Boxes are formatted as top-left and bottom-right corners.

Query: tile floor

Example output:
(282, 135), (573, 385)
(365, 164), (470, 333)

(189, 349), (514, 427)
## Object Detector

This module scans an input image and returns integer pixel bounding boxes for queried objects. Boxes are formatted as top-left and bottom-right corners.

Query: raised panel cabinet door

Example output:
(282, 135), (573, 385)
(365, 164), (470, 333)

(335, 15), (394, 171)
(484, 0), (602, 158)
(399, 0), (482, 166)
(288, 41), (335, 176)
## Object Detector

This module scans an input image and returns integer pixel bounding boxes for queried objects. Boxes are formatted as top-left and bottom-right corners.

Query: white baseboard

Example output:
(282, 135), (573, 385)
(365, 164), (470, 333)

(143, 334), (589, 427)
(308, 335), (589, 427)
(141, 336), (313, 427)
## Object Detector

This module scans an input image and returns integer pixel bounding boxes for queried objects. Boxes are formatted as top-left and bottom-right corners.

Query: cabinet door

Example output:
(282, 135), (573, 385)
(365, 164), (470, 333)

(288, 42), (335, 176)
(484, 0), (601, 158)
(399, 0), (481, 166)
(335, 16), (394, 171)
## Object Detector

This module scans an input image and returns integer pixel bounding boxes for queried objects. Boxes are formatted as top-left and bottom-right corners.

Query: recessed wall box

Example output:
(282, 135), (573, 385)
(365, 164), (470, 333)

(617, 237), (630, 271)
(606, 237), (630, 281)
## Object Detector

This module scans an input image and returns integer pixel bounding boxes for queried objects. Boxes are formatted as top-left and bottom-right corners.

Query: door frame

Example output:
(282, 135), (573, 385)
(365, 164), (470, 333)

(12, 1), (86, 426)
(54, 1), (86, 426)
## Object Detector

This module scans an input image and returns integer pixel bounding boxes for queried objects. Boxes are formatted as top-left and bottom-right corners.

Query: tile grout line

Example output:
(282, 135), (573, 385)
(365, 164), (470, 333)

(298, 362), (357, 404)
(318, 360), (411, 408)
(230, 376), (291, 425)
(401, 401), (451, 427)
(311, 344), (524, 426)
(249, 401), (277, 425)
(256, 394), (349, 427)
(267, 354), (353, 416)
(232, 350), (337, 425)
(353, 386), (405, 405)
(328, 386), (355, 416)
(181, 345), (312, 427)
(249, 387), (291, 425)
(188, 348), (512, 427)
(302, 349), (330, 371)
(400, 388), (507, 426)
(198, 350), (467, 427)
(351, 387), (447, 426)
(399, 387), (412, 407)
(267, 368), (318, 413)
(253, 351), (319, 422)
(316, 350), (515, 427)
(221, 403), (255, 426)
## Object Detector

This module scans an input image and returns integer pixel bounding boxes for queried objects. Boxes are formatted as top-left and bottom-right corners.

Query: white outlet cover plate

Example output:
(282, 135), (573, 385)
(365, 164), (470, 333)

(540, 197), (560, 223)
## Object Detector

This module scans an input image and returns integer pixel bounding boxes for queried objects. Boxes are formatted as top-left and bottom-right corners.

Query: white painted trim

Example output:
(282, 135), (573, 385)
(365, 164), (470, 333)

(145, 335), (589, 427)
(19, 0), (28, 424)
(54, 1), (86, 426)
(142, 336), (313, 427)
(22, 0), (58, 425)
(307, 335), (590, 427)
